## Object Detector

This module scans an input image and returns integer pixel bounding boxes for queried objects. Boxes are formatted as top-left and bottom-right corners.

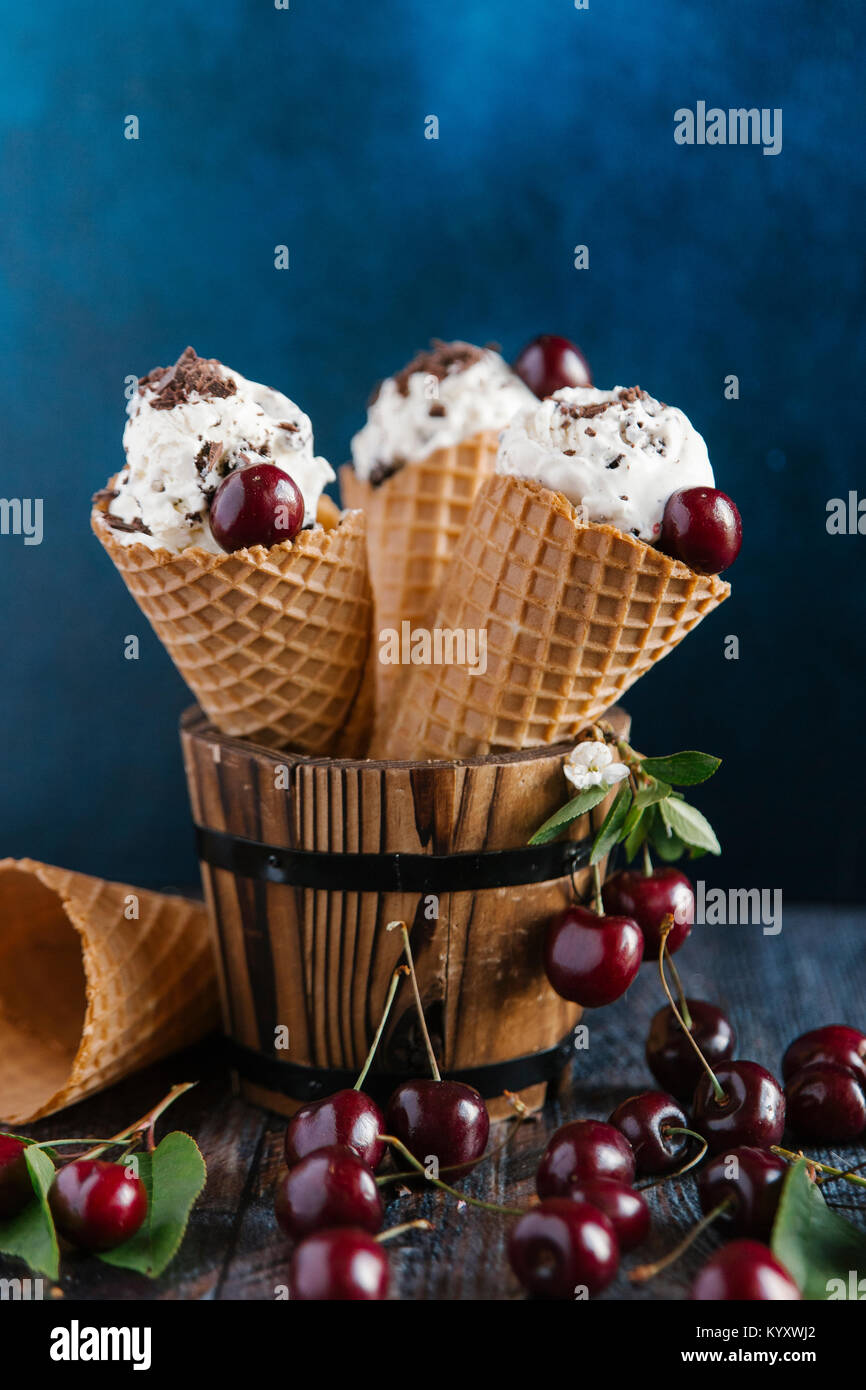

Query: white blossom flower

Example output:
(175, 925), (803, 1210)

(564, 740), (629, 792)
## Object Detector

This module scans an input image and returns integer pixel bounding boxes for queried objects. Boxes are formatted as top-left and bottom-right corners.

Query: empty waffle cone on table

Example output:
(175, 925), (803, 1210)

(0, 858), (218, 1124)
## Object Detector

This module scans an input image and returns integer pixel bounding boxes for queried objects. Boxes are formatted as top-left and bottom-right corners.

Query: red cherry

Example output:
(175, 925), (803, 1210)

(785, 1063), (866, 1143)
(508, 1198), (618, 1299)
(692, 1061), (786, 1154)
(537, 1119), (635, 1197)
(697, 1146), (788, 1239)
(209, 463), (304, 552)
(384, 1079), (489, 1173)
(49, 1160), (148, 1252)
(659, 486), (742, 574)
(544, 906), (643, 1007)
(513, 334), (592, 398)
(0, 1136), (33, 1219)
(284, 1090), (385, 1171)
(602, 868), (694, 960)
(608, 1091), (688, 1175)
(274, 1146), (383, 1240)
(691, 1240), (801, 1301)
(782, 1025), (866, 1086)
(289, 1227), (389, 1301)
(566, 1179), (650, 1251)
(645, 999), (736, 1100)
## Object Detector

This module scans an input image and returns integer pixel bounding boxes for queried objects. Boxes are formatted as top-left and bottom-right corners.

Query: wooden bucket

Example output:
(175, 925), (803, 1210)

(181, 705), (630, 1118)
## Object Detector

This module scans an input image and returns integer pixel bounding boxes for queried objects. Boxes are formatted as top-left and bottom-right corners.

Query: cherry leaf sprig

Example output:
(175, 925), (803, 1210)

(0, 1083), (205, 1283)
(528, 730), (722, 863)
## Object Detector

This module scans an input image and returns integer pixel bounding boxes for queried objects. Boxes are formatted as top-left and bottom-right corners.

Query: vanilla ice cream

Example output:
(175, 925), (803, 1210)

(103, 348), (335, 552)
(350, 340), (535, 483)
(496, 385), (715, 542)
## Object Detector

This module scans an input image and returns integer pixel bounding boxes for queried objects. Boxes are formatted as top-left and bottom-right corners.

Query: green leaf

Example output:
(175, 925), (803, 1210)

(639, 751), (721, 786)
(632, 779), (672, 810)
(648, 804), (687, 862)
(659, 797), (721, 855)
(771, 1159), (866, 1300)
(0, 1144), (59, 1280)
(623, 807), (651, 862)
(98, 1132), (206, 1279)
(589, 782), (632, 866)
(528, 785), (610, 846)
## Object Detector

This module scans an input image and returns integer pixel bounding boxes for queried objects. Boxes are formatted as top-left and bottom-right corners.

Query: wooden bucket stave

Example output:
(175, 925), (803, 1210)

(181, 705), (630, 1117)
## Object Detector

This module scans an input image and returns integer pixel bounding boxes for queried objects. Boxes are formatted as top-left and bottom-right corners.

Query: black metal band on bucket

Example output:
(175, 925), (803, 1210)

(195, 824), (589, 892)
(221, 1033), (576, 1105)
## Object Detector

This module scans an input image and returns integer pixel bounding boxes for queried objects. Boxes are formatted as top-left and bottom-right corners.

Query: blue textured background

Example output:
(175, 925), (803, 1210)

(1, 0), (863, 897)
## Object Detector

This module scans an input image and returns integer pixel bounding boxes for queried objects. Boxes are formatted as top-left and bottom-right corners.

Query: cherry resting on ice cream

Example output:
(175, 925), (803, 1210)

(209, 463), (304, 552)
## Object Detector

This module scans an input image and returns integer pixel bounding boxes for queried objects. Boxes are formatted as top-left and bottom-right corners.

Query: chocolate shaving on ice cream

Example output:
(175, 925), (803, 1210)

(194, 440), (224, 475)
(496, 383), (715, 543)
(106, 514), (152, 536)
(392, 340), (485, 397)
(141, 347), (237, 411)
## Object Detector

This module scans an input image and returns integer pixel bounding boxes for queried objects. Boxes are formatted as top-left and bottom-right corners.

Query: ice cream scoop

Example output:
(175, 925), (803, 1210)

(105, 347), (334, 552)
(350, 339), (535, 483)
(496, 385), (715, 543)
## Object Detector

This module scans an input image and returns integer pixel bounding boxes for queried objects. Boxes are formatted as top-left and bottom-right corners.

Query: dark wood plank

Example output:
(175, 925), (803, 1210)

(3, 907), (864, 1300)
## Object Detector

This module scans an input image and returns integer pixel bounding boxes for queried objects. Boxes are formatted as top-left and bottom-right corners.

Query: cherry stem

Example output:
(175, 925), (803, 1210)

(642, 841), (653, 877)
(377, 1092), (529, 1185)
(629, 1199), (731, 1283)
(591, 863), (604, 915)
(378, 1134), (524, 1216)
(771, 1147), (866, 1191)
(636, 1127), (708, 1188)
(27, 1138), (122, 1149)
(374, 1219), (434, 1243)
(77, 1082), (196, 1162)
(354, 965), (409, 1091)
(387, 921), (441, 1082)
(615, 736), (639, 766)
(658, 924), (725, 1103)
(665, 951), (693, 1031)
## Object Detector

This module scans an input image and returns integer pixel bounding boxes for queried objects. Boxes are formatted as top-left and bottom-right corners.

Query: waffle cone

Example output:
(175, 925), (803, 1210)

(0, 858), (219, 1124)
(339, 430), (499, 714)
(92, 499), (373, 755)
(377, 474), (730, 760)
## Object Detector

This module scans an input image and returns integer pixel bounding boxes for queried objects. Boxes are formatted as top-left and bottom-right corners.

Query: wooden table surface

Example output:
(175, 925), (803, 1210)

(6, 905), (865, 1301)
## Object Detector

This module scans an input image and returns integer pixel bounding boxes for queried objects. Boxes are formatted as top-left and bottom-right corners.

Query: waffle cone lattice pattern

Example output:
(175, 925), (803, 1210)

(92, 505), (373, 753)
(378, 474), (730, 759)
(339, 431), (499, 706)
(0, 858), (219, 1124)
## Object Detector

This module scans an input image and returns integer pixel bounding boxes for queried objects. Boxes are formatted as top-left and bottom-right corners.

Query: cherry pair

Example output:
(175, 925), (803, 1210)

(279, 941), (491, 1299)
(510, 1118), (653, 1297)
(284, 1076), (489, 1177)
(782, 1025), (866, 1143)
(544, 868), (696, 1010)
(646, 1003), (787, 1154)
(538, 1096), (692, 1187)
